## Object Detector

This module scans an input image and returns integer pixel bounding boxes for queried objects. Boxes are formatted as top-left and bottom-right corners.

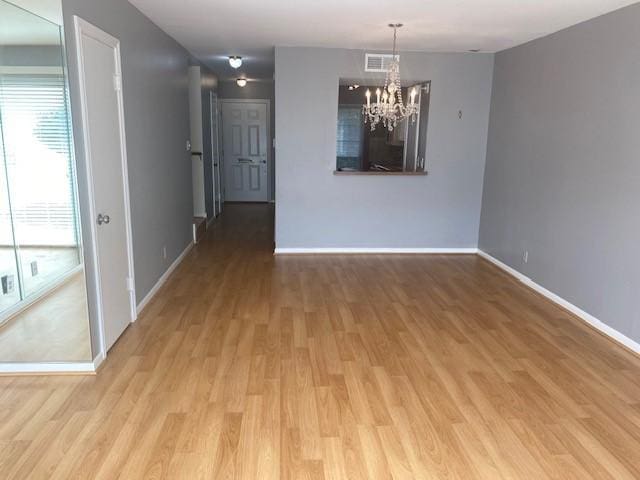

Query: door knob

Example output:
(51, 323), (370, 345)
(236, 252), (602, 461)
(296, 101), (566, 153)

(97, 213), (110, 225)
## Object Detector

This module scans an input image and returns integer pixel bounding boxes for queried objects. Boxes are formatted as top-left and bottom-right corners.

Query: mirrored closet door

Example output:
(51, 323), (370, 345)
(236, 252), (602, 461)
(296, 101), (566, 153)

(0, 0), (91, 363)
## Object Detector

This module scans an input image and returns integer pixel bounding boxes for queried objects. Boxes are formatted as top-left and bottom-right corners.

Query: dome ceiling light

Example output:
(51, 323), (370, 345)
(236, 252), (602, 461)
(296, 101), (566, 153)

(228, 56), (242, 69)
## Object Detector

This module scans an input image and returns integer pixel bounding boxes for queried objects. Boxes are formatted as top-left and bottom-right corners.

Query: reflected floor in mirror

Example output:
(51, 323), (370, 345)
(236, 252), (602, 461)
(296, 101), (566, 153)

(0, 271), (91, 362)
(0, 247), (80, 313)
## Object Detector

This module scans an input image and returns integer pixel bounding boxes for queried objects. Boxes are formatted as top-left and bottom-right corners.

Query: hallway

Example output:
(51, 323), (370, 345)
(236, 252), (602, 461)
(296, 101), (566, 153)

(1, 203), (640, 479)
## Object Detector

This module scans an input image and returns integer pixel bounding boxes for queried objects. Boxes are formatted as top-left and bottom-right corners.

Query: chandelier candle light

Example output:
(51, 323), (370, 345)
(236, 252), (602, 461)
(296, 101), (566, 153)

(363, 24), (418, 132)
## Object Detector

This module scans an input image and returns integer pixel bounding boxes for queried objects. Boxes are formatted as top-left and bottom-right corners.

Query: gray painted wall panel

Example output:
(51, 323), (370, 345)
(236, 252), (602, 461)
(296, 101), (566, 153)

(274, 47), (494, 248)
(479, 4), (640, 342)
(218, 80), (273, 100)
(61, 0), (193, 356)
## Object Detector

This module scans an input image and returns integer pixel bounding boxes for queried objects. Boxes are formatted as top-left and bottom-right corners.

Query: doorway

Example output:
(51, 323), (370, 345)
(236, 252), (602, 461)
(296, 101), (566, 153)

(220, 99), (270, 202)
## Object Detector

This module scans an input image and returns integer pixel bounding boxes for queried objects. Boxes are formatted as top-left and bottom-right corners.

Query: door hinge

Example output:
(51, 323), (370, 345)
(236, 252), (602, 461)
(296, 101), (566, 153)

(113, 74), (122, 92)
(126, 277), (134, 292)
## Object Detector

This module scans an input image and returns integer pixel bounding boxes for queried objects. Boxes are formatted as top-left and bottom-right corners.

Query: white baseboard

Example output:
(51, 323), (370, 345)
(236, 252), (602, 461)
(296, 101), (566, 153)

(0, 361), (97, 375)
(274, 247), (478, 255)
(92, 350), (105, 370)
(136, 241), (194, 315)
(477, 250), (528, 283)
(478, 250), (640, 355)
(0, 336), (109, 375)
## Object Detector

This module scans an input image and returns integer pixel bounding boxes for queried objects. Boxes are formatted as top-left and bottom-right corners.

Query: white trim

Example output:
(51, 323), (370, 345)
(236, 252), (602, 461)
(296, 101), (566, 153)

(136, 241), (194, 315)
(478, 250), (640, 355)
(477, 250), (528, 283)
(274, 247), (478, 255)
(210, 91), (222, 217)
(210, 91), (216, 216)
(73, 16), (137, 362)
(0, 361), (96, 375)
(92, 350), (105, 370)
(110, 33), (137, 324)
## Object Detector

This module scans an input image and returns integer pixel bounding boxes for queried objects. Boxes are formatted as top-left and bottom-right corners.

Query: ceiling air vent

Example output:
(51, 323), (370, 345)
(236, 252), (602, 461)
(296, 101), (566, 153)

(365, 53), (399, 73)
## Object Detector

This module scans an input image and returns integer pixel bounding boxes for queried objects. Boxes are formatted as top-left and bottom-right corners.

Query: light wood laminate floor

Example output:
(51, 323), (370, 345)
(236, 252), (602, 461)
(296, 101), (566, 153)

(1, 203), (640, 479)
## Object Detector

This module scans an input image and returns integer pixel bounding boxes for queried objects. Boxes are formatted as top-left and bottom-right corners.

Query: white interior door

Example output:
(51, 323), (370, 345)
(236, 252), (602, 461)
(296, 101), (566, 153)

(221, 101), (268, 202)
(188, 66), (206, 218)
(210, 92), (222, 216)
(74, 17), (135, 353)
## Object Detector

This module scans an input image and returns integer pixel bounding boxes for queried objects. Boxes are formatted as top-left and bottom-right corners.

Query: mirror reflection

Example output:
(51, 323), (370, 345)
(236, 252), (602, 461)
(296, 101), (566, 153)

(336, 80), (431, 173)
(0, 0), (91, 362)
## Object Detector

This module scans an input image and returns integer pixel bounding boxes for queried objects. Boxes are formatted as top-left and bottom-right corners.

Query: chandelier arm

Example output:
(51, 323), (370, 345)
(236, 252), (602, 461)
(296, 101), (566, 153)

(362, 23), (413, 132)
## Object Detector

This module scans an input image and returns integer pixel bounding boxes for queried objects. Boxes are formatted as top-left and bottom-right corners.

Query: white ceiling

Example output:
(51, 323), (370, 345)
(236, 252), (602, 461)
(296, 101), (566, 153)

(128, 0), (637, 80)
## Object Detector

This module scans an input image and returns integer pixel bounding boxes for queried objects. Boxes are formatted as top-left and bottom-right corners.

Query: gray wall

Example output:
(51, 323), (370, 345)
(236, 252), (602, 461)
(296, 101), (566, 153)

(479, 4), (640, 342)
(218, 79), (274, 100)
(61, 0), (193, 356)
(274, 47), (494, 248)
(219, 80), (276, 201)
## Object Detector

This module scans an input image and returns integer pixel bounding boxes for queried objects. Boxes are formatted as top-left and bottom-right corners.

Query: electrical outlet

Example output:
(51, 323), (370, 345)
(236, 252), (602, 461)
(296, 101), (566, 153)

(1, 275), (15, 294)
(162, 246), (167, 260)
(523, 251), (529, 264)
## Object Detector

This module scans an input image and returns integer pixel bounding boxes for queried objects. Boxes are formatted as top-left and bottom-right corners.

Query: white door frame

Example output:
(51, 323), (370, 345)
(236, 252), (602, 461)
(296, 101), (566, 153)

(219, 98), (272, 202)
(217, 105), (225, 205)
(73, 16), (137, 360)
(210, 91), (221, 216)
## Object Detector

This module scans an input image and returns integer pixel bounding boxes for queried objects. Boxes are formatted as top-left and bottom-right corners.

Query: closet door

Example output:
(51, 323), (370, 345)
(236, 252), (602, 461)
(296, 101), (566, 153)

(0, 144), (21, 320)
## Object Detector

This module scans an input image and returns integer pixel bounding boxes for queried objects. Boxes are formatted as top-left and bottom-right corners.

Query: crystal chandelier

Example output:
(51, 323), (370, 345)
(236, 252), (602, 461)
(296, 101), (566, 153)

(363, 23), (419, 132)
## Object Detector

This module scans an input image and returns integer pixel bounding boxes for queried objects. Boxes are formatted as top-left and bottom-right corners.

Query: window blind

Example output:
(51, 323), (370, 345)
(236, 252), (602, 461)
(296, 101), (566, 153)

(0, 74), (78, 246)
